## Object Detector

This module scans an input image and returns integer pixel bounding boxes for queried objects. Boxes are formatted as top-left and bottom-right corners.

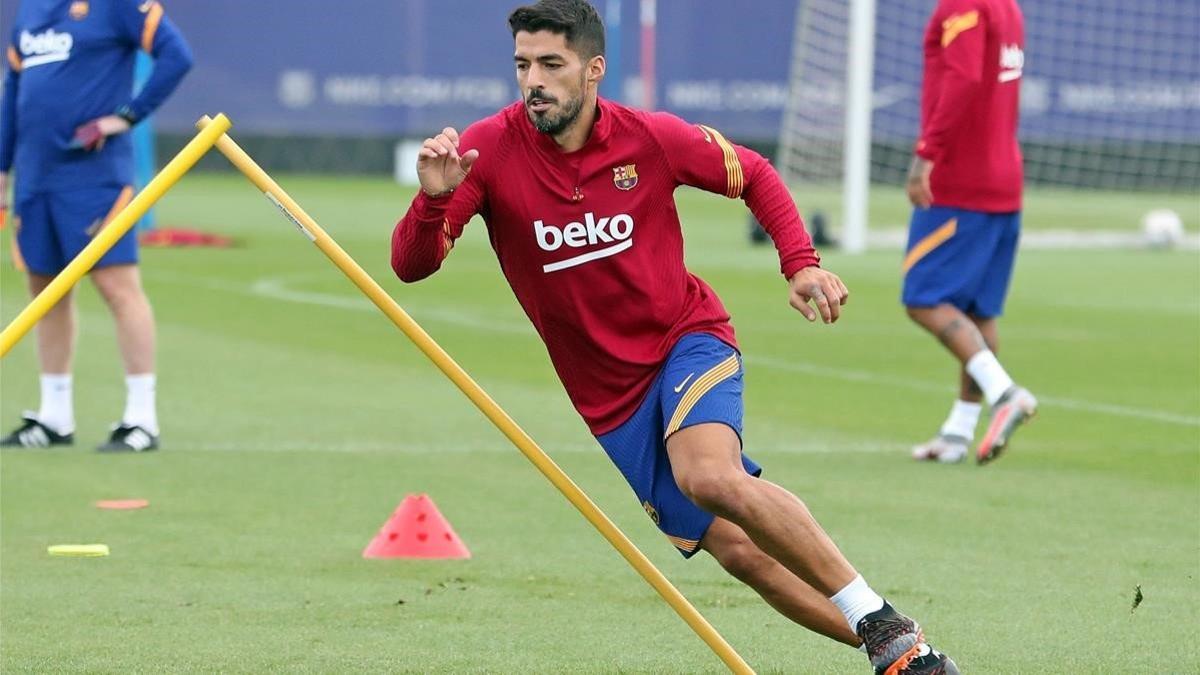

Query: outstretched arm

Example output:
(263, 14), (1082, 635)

(647, 113), (849, 323)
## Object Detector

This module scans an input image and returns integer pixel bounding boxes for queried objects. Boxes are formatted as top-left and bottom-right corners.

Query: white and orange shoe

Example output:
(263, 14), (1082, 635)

(977, 386), (1038, 465)
(911, 434), (969, 464)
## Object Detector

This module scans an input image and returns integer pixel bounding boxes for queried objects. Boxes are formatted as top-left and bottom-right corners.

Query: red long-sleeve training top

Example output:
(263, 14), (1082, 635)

(916, 0), (1025, 212)
(392, 98), (819, 434)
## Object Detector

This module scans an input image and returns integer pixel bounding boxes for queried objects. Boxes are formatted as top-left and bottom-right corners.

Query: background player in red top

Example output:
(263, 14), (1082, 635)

(392, 2), (957, 672)
(905, 0), (1038, 465)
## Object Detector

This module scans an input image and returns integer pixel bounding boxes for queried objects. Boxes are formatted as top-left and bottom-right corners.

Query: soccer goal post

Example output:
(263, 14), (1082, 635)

(778, 0), (1200, 253)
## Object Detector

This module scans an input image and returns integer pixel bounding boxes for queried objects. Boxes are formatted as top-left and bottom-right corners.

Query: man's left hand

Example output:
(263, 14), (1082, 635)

(788, 266), (849, 324)
(70, 115), (132, 152)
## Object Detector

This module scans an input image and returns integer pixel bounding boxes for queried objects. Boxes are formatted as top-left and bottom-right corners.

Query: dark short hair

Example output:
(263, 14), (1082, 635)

(508, 0), (606, 59)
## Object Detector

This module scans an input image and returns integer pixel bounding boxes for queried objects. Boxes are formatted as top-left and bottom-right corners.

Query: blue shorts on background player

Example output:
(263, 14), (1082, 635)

(903, 207), (1020, 318)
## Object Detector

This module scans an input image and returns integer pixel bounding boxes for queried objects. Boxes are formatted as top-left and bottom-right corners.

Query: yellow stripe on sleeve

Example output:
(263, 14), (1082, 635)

(698, 124), (744, 199)
(141, 2), (163, 52)
(665, 354), (741, 437)
(941, 10), (980, 48)
(902, 218), (957, 273)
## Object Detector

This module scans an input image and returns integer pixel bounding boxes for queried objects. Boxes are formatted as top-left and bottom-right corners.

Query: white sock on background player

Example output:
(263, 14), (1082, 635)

(965, 350), (1015, 406)
(123, 374), (158, 434)
(940, 399), (982, 439)
(38, 373), (75, 434)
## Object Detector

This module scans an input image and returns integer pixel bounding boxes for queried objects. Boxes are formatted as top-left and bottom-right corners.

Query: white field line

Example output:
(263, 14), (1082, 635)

(153, 272), (1199, 429)
(747, 355), (1200, 428)
(149, 271), (533, 335)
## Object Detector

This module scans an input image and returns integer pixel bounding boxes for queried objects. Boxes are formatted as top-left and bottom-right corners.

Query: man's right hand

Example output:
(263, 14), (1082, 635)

(416, 127), (479, 197)
(906, 156), (934, 208)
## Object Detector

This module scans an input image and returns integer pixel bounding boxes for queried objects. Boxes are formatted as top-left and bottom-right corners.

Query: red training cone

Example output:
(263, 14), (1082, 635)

(362, 494), (471, 559)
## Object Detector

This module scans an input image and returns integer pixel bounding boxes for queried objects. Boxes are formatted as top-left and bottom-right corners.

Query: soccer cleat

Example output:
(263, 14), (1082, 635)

(977, 386), (1038, 465)
(0, 412), (74, 448)
(857, 602), (959, 675)
(911, 434), (969, 463)
(96, 423), (159, 453)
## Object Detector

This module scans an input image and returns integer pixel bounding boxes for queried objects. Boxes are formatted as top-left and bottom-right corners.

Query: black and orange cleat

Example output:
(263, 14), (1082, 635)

(857, 602), (959, 675)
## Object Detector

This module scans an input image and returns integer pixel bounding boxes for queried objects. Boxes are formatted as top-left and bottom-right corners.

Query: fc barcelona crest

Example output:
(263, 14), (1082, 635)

(612, 164), (638, 191)
(642, 501), (660, 525)
(69, 1), (89, 19)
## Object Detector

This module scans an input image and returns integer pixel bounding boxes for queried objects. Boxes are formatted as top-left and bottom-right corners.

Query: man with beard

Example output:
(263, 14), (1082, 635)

(391, 2), (957, 672)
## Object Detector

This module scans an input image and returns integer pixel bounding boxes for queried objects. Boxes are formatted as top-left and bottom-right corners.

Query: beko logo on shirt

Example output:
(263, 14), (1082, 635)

(998, 44), (1023, 83)
(19, 29), (73, 68)
(534, 212), (634, 273)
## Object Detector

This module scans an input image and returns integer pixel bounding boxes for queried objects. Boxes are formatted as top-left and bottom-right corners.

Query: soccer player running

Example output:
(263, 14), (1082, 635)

(391, 1), (957, 672)
(905, 0), (1037, 465)
(0, 0), (193, 451)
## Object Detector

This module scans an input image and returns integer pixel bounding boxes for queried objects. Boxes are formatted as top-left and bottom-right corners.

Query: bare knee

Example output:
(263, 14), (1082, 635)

(676, 469), (752, 519)
(667, 424), (751, 518)
(906, 305), (932, 324)
(91, 266), (149, 311)
(707, 530), (774, 584)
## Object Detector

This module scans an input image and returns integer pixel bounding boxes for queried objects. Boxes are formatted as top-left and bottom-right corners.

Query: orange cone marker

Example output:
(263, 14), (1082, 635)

(363, 494), (470, 559)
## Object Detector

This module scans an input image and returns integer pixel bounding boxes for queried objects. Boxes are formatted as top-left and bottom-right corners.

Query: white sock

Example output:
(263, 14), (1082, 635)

(965, 350), (1015, 406)
(830, 574), (885, 633)
(37, 374), (74, 434)
(940, 399), (982, 439)
(122, 374), (158, 435)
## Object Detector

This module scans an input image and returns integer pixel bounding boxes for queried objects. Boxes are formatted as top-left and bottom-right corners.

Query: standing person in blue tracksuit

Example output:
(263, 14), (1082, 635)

(0, 0), (192, 452)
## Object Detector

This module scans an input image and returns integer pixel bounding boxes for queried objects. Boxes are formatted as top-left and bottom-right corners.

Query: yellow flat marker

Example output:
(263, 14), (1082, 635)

(47, 544), (109, 557)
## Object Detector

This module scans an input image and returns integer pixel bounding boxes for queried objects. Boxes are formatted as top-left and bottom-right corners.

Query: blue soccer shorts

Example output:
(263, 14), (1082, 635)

(596, 333), (760, 558)
(14, 186), (138, 276)
(901, 206), (1021, 319)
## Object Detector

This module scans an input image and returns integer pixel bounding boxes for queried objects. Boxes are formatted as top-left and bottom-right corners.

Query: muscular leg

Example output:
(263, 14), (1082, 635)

(29, 273), (76, 374)
(90, 264), (155, 375)
(701, 517), (860, 647)
(667, 423), (856, 597)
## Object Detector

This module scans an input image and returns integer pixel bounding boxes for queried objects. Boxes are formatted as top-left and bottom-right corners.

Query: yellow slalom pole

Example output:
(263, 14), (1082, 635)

(198, 116), (755, 675)
(0, 114), (232, 357)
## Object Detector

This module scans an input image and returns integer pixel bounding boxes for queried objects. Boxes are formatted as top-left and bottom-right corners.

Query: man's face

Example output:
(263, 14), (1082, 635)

(514, 30), (588, 135)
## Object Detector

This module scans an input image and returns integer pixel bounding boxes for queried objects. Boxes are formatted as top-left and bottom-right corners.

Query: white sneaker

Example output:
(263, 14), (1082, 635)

(911, 434), (969, 463)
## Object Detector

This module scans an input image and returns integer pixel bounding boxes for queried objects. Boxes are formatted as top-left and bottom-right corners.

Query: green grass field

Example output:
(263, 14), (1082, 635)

(2, 173), (1197, 673)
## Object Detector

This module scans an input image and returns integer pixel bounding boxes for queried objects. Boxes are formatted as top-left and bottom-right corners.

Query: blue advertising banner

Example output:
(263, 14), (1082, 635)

(3, 0), (1197, 143)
